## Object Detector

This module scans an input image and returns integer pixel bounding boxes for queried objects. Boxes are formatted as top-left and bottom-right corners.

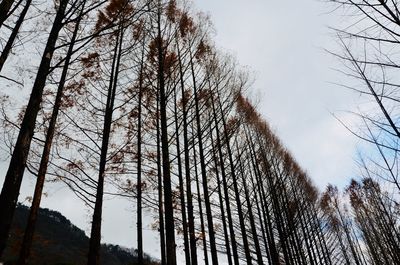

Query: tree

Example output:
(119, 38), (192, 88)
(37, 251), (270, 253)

(347, 178), (400, 264)
(329, 0), (400, 193)
(16, 1), (88, 263)
(0, 0), (70, 256)
(320, 185), (366, 265)
(0, 0), (18, 28)
(0, 0), (32, 73)
(327, 1), (400, 262)
(0, 1), (362, 264)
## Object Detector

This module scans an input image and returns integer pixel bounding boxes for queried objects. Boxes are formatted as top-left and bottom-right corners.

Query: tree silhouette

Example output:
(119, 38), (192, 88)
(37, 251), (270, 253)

(0, 0), (396, 264)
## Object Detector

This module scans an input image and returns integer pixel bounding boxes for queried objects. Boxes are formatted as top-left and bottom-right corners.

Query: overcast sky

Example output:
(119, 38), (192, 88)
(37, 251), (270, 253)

(196, 0), (362, 189)
(0, 0), (365, 263)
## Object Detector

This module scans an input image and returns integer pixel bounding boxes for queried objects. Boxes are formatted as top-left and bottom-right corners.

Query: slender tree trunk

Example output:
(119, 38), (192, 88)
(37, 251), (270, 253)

(157, 91), (167, 265)
(273, 169), (307, 265)
(16, 3), (84, 264)
(215, 92), (252, 265)
(189, 54), (218, 265)
(176, 43), (198, 265)
(235, 139), (263, 265)
(136, 35), (146, 265)
(87, 23), (123, 265)
(0, 0), (15, 28)
(256, 134), (292, 264)
(210, 130), (233, 265)
(336, 208), (362, 265)
(156, 3), (176, 264)
(336, 228), (352, 265)
(0, 0), (69, 257)
(192, 120), (209, 265)
(173, 83), (190, 265)
(0, 0), (31, 72)
(245, 128), (280, 264)
(246, 141), (272, 264)
(311, 208), (332, 265)
(210, 96), (240, 265)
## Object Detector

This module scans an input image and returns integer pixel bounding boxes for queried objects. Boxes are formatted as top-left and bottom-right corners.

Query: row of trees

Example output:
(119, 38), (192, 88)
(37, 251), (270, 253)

(320, 178), (400, 265)
(321, 0), (400, 264)
(0, 0), (398, 264)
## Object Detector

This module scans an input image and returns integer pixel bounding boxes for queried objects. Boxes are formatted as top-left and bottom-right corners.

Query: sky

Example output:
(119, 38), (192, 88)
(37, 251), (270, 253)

(0, 0), (365, 262)
(196, 0), (361, 189)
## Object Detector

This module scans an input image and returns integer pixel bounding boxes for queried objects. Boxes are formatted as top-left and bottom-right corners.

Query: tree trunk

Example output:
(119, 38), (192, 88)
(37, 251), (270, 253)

(210, 130), (233, 265)
(245, 128), (280, 264)
(157, 92), (167, 265)
(0, 0), (69, 257)
(0, 0), (31, 72)
(156, 3), (176, 264)
(235, 138), (263, 265)
(215, 92), (252, 265)
(176, 43), (198, 265)
(136, 35), (146, 265)
(189, 54), (218, 265)
(87, 23), (123, 265)
(0, 0), (15, 28)
(192, 127), (209, 265)
(173, 83), (190, 265)
(210, 96), (240, 265)
(16, 2), (84, 264)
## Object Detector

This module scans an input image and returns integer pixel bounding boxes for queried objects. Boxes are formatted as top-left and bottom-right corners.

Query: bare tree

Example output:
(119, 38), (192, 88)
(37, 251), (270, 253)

(0, 0), (70, 256)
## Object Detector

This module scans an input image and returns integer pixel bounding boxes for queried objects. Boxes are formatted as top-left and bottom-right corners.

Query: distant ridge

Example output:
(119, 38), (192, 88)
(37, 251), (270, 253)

(1, 204), (158, 265)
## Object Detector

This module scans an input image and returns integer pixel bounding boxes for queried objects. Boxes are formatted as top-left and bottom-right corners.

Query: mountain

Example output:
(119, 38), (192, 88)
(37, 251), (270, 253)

(1, 204), (158, 265)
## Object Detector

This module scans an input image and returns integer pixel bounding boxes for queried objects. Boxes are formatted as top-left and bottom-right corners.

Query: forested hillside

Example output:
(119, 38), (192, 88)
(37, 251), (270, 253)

(2, 204), (157, 265)
(0, 0), (399, 264)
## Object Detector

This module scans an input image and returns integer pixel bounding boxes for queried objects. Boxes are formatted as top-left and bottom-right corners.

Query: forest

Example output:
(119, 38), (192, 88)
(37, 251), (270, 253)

(0, 0), (399, 264)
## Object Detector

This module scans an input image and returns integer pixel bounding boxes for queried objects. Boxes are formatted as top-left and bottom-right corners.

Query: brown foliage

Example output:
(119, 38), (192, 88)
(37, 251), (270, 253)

(197, 88), (211, 105)
(236, 93), (260, 125)
(61, 80), (85, 109)
(132, 19), (144, 40)
(346, 179), (363, 208)
(147, 37), (162, 64)
(95, 0), (134, 30)
(165, 0), (178, 23)
(179, 89), (192, 108)
(179, 12), (195, 38)
(81, 52), (100, 68)
(164, 51), (177, 77)
(195, 40), (211, 61)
